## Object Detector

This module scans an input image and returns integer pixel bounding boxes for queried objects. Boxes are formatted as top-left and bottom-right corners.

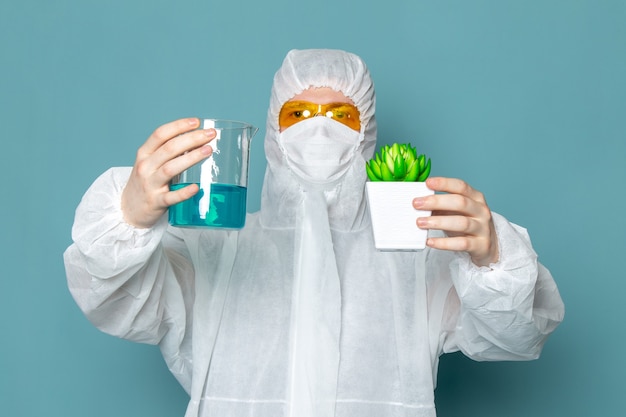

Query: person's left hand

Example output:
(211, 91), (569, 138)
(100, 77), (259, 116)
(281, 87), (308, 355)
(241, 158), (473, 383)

(413, 177), (499, 267)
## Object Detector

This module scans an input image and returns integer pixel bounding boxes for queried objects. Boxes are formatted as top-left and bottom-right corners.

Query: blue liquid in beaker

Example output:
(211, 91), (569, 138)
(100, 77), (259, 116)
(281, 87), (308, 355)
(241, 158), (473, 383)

(168, 183), (247, 229)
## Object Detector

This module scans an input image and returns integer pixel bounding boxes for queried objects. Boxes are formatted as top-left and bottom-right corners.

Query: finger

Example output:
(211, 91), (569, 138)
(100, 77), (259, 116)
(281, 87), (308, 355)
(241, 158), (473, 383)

(141, 118), (201, 156)
(426, 235), (477, 253)
(149, 127), (216, 171)
(154, 143), (214, 185)
(425, 177), (485, 203)
(414, 193), (485, 218)
(161, 183), (200, 207)
(417, 214), (484, 236)
(136, 128), (216, 184)
(426, 234), (496, 266)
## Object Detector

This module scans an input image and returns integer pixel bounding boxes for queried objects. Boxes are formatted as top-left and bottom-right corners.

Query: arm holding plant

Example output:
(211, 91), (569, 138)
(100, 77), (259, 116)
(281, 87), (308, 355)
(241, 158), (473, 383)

(427, 206), (565, 360)
(413, 177), (498, 267)
(365, 143), (563, 360)
(364, 143), (496, 266)
(418, 178), (564, 360)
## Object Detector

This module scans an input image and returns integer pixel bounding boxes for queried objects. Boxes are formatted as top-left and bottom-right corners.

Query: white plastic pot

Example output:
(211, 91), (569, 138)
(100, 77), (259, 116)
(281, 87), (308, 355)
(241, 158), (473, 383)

(365, 182), (434, 251)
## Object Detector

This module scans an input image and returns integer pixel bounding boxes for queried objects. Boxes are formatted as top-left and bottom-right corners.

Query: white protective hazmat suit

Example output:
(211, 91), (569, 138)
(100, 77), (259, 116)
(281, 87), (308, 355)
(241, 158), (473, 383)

(64, 49), (564, 417)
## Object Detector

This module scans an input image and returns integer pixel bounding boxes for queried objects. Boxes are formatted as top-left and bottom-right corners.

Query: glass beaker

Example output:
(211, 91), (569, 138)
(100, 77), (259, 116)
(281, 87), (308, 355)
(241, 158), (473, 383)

(168, 119), (258, 229)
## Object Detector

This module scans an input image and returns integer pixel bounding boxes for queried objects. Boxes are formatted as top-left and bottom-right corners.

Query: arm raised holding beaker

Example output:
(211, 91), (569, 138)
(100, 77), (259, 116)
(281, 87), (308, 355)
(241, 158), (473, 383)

(121, 117), (217, 229)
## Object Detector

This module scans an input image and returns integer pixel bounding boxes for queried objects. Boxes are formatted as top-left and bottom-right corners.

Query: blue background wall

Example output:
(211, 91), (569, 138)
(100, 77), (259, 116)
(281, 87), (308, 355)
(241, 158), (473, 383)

(1, 1), (624, 416)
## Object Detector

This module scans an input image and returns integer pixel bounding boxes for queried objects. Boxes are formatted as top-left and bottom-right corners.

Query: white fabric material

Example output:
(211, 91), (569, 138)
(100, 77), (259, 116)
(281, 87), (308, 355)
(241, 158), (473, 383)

(63, 49), (564, 417)
(268, 50), (376, 417)
(266, 49), (377, 417)
(278, 116), (362, 184)
(287, 188), (341, 417)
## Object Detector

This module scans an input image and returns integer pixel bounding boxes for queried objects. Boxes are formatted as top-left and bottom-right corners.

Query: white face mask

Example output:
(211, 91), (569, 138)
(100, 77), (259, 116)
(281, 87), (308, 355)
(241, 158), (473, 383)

(278, 117), (362, 184)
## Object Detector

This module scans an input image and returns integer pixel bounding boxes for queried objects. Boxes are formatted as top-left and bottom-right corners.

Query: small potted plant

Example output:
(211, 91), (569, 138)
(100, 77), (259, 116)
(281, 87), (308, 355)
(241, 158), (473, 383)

(365, 143), (434, 251)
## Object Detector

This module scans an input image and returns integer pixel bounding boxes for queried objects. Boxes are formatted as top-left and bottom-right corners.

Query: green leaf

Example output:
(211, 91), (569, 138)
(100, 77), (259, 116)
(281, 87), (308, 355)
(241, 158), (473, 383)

(394, 154), (407, 179)
(405, 160), (419, 181)
(417, 158), (431, 182)
(405, 148), (416, 167)
(384, 149), (395, 174)
(366, 161), (381, 181)
(380, 160), (395, 181)
(370, 160), (382, 180)
(391, 142), (401, 157)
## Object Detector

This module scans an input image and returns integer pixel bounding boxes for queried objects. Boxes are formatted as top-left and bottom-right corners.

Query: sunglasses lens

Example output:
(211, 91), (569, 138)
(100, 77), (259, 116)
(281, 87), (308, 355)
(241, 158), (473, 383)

(279, 101), (361, 131)
(325, 104), (361, 131)
(279, 102), (317, 130)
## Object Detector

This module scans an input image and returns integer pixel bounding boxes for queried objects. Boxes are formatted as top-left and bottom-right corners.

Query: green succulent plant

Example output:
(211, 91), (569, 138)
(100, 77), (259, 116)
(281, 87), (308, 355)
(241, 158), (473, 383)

(366, 143), (431, 182)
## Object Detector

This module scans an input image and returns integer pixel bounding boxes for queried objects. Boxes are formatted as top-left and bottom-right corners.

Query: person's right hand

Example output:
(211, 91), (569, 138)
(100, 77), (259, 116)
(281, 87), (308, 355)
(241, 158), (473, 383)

(121, 118), (217, 228)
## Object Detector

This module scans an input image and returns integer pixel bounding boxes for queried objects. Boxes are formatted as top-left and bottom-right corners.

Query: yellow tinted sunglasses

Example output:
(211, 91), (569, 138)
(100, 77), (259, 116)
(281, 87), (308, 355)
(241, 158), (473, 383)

(279, 101), (361, 132)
